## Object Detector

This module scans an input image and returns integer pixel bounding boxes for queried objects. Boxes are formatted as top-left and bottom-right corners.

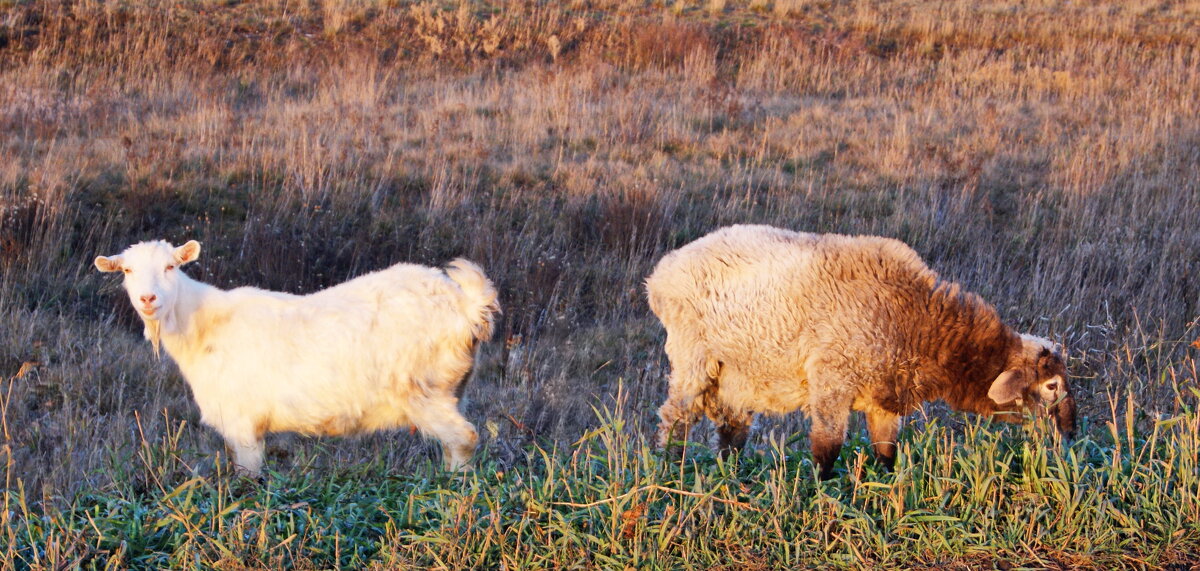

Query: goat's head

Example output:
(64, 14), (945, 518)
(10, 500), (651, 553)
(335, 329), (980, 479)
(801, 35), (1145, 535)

(986, 334), (1076, 438)
(95, 240), (201, 354)
(95, 240), (201, 319)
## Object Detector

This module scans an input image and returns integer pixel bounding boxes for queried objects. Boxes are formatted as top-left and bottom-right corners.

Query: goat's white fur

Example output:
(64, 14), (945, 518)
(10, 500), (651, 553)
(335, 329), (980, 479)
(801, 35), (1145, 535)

(95, 240), (499, 476)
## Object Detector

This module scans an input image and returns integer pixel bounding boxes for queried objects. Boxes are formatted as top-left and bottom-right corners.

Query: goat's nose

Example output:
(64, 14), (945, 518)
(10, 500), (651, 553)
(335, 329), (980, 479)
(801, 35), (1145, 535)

(140, 294), (157, 305)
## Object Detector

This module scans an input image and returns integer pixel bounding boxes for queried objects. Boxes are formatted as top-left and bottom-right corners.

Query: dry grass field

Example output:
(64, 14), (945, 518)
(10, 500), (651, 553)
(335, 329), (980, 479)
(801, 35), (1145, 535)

(2, 0), (1200, 568)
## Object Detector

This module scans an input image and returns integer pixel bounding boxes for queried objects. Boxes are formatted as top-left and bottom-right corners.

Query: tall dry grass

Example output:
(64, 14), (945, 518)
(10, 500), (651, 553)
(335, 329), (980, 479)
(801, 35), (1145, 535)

(1, 0), (1199, 566)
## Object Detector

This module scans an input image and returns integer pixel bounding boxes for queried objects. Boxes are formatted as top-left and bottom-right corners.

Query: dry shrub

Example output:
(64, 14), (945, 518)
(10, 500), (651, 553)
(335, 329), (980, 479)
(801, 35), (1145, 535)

(407, 1), (588, 63)
(409, 1), (504, 59)
(567, 187), (671, 261)
(0, 195), (47, 267)
(772, 0), (808, 17)
(619, 20), (716, 70)
(321, 0), (374, 36)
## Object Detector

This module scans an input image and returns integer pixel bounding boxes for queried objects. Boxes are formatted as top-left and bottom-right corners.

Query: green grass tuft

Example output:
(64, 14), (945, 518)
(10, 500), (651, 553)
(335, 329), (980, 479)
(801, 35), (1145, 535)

(5, 382), (1200, 569)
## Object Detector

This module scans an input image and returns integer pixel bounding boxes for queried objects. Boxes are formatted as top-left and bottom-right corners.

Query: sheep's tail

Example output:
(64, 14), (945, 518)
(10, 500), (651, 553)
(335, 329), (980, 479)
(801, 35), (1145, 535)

(445, 258), (500, 342)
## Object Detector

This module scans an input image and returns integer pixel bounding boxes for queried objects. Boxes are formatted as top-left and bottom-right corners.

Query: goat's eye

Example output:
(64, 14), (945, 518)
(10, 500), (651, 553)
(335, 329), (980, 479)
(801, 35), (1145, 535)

(166, 264), (175, 271)
(122, 268), (131, 274)
(1045, 382), (1059, 391)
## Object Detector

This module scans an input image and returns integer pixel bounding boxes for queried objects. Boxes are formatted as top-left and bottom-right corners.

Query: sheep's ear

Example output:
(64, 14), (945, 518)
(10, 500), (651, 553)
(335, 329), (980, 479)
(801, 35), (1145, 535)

(987, 369), (1028, 404)
(95, 255), (123, 273)
(174, 240), (201, 265)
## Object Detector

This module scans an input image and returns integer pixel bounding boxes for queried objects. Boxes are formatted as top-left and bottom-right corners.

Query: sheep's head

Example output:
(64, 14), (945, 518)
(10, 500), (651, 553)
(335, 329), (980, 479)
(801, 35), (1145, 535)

(95, 240), (201, 355)
(986, 334), (1076, 438)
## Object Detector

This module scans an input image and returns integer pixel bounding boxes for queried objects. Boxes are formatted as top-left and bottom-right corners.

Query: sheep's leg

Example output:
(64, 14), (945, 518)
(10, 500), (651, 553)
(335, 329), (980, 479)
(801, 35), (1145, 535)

(807, 370), (853, 480)
(712, 408), (754, 458)
(866, 409), (900, 471)
(809, 409), (849, 481)
(656, 396), (701, 451)
(657, 341), (714, 452)
(411, 399), (478, 471)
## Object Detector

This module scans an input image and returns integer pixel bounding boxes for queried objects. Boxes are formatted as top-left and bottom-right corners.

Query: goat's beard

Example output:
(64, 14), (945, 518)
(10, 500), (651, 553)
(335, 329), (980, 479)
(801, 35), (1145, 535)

(141, 305), (182, 359)
(142, 317), (162, 358)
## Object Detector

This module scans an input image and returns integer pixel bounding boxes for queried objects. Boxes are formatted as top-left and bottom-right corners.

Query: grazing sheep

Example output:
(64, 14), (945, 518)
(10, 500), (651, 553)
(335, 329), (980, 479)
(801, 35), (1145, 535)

(95, 240), (499, 476)
(646, 225), (1075, 480)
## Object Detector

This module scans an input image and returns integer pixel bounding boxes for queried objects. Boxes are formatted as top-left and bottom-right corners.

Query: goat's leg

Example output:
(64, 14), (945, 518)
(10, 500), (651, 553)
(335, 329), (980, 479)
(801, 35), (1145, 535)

(224, 433), (265, 477)
(410, 398), (478, 471)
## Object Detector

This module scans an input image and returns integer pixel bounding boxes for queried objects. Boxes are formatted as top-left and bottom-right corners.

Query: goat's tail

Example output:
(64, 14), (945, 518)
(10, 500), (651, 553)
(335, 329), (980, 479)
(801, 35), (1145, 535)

(445, 258), (501, 342)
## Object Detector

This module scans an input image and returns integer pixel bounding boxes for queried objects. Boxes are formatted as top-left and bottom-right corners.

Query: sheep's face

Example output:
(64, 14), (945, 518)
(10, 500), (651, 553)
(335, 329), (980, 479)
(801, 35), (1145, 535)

(987, 334), (1076, 438)
(95, 240), (201, 320)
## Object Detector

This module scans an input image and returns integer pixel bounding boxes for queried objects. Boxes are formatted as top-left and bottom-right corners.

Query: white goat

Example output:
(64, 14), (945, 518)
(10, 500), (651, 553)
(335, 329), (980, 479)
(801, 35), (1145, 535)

(95, 240), (499, 476)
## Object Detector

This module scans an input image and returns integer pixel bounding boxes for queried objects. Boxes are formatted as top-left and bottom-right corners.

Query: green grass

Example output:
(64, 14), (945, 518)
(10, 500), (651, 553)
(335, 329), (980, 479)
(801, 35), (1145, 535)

(5, 380), (1200, 569)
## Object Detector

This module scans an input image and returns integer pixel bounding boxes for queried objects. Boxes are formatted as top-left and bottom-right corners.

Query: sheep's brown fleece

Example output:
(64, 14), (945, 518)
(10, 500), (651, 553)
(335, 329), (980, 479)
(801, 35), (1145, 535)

(646, 225), (1074, 479)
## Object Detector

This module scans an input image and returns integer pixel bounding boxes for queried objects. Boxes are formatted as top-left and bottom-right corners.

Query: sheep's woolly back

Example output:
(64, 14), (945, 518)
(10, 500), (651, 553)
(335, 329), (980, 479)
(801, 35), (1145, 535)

(646, 224), (1020, 418)
(444, 258), (500, 342)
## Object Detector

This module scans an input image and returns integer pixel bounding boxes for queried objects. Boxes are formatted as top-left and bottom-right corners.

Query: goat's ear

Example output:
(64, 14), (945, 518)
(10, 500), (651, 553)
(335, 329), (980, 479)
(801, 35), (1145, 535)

(174, 240), (201, 265)
(987, 369), (1028, 404)
(95, 255), (123, 273)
